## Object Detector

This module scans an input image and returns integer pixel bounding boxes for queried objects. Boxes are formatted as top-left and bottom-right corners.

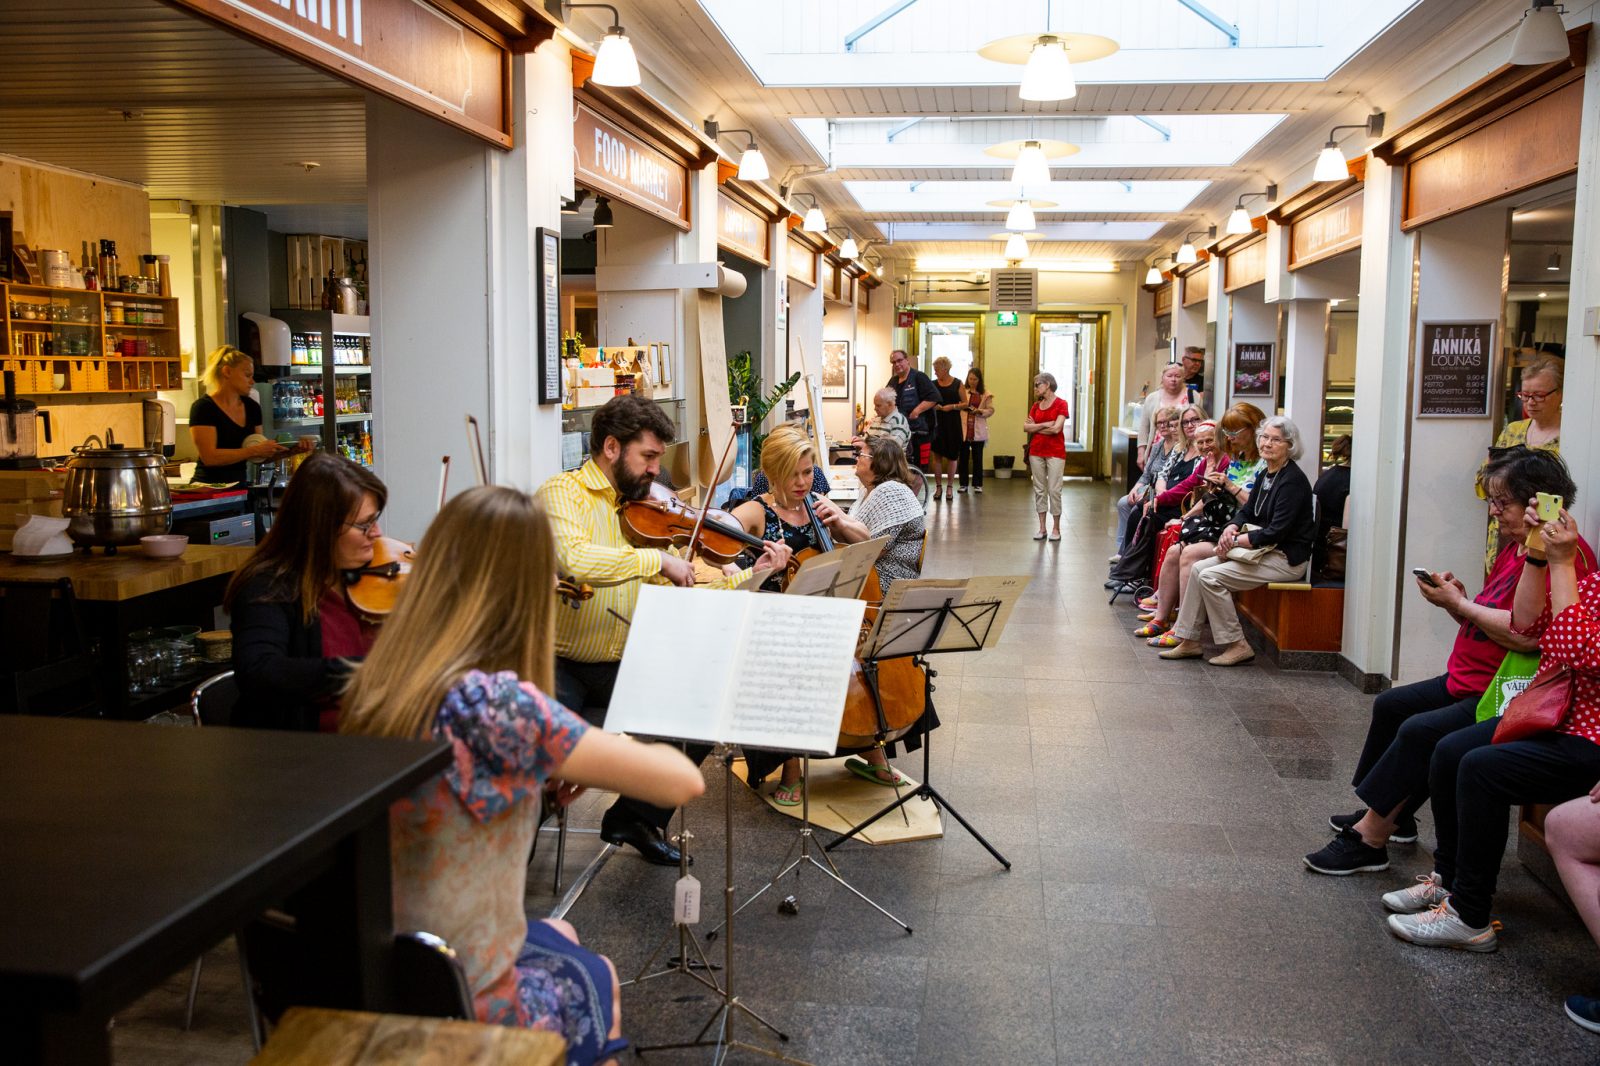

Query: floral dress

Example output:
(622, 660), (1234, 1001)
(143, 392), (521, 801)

(389, 670), (626, 1065)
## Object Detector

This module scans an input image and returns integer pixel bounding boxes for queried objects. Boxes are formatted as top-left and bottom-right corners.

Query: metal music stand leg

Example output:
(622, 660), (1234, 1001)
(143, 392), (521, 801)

(633, 747), (804, 1064)
(707, 754), (912, 940)
(621, 806), (722, 995)
(825, 657), (1011, 870)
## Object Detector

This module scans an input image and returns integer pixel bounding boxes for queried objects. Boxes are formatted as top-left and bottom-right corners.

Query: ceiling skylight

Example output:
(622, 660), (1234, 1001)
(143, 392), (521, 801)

(697, 0), (1420, 86)
(844, 180), (1210, 215)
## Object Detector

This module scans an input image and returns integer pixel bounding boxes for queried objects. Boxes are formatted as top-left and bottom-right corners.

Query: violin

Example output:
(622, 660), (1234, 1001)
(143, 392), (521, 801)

(618, 482), (772, 565)
(343, 536), (416, 621)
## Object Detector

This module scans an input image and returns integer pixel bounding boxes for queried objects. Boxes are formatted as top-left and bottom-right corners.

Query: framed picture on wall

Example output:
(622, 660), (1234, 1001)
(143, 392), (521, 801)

(535, 227), (561, 404)
(854, 362), (868, 415)
(659, 343), (672, 387)
(1231, 342), (1275, 399)
(822, 339), (849, 399)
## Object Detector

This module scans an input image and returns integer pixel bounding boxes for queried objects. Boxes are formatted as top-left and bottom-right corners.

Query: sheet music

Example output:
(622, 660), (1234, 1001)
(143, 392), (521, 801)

(938, 575), (1032, 651)
(736, 565), (776, 591)
(726, 595), (865, 753)
(783, 536), (887, 599)
(862, 578), (968, 660)
(604, 586), (743, 743)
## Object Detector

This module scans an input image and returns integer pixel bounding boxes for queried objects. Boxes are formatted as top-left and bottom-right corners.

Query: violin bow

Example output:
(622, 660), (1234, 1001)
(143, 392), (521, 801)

(465, 414), (488, 487)
(437, 456), (451, 513)
(683, 427), (739, 565)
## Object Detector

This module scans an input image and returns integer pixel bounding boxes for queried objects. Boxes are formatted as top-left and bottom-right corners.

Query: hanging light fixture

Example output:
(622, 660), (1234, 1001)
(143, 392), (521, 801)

(984, 139), (1078, 187)
(839, 232), (859, 260)
(1313, 114), (1385, 182)
(561, 189), (590, 215)
(977, 26), (1118, 103)
(1547, 251), (1563, 271)
(591, 195), (614, 229)
(1004, 232), (1030, 261)
(1509, 0), (1570, 65)
(988, 195), (1056, 233)
(1224, 185), (1278, 236)
(565, 4), (641, 87)
(703, 121), (769, 181)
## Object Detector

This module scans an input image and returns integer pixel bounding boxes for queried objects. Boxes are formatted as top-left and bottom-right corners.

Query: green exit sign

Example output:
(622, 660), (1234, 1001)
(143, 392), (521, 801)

(995, 311), (1018, 326)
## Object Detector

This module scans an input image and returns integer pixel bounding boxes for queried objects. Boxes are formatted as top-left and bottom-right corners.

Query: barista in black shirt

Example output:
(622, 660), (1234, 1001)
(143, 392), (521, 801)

(188, 345), (291, 483)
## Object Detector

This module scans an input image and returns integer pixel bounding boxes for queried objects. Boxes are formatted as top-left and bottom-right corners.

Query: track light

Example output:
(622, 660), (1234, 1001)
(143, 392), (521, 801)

(705, 123), (769, 181)
(1224, 185), (1277, 235)
(839, 232), (859, 260)
(1314, 115), (1385, 182)
(1509, 0), (1569, 65)
(591, 195), (614, 228)
(565, 4), (640, 87)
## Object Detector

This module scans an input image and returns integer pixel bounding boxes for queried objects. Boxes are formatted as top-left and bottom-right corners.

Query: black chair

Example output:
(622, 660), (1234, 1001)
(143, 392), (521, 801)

(189, 669), (238, 727)
(392, 931), (475, 1019)
(0, 578), (102, 716)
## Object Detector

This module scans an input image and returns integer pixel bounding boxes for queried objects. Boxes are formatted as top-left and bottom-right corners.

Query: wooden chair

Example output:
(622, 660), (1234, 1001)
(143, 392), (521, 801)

(250, 1006), (565, 1065)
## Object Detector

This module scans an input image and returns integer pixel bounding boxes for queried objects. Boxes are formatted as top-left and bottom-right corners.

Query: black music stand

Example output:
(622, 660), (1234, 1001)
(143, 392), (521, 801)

(824, 597), (1011, 869)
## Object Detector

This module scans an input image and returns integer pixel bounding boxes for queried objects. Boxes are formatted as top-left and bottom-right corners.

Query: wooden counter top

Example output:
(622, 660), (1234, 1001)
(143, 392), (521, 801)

(0, 543), (252, 601)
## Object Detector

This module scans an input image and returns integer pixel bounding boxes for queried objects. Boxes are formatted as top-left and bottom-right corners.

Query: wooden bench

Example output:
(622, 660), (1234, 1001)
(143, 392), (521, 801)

(251, 1007), (566, 1065)
(1517, 803), (1575, 910)
(1235, 581), (1345, 670)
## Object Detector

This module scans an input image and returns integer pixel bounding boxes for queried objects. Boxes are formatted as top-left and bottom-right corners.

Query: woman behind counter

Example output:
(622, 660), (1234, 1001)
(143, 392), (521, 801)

(224, 453), (387, 731)
(189, 346), (297, 484)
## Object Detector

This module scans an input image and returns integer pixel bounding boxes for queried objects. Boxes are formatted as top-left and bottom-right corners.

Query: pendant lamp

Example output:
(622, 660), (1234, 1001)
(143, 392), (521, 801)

(1012, 141), (1052, 187)
(566, 4), (641, 87)
(839, 233), (859, 260)
(1509, 0), (1570, 65)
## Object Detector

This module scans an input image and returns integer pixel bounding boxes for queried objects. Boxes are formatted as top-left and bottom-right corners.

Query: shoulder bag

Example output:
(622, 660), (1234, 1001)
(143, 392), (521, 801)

(1225, 524), (1274, 564)
(1492, 664), (1573, 744)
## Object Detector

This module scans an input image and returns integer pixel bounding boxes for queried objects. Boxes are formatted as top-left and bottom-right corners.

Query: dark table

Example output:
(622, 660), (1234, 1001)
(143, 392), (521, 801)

(0, 717), (451, 1065)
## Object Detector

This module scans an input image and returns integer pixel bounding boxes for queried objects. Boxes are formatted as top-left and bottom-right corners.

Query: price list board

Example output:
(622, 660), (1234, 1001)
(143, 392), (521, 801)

(1416, 321), (1494, 418)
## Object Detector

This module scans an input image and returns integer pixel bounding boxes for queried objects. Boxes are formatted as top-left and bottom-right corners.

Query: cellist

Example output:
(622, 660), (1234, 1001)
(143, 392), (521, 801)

(533, 395), (791, 865)
(725, 424), (833, 594)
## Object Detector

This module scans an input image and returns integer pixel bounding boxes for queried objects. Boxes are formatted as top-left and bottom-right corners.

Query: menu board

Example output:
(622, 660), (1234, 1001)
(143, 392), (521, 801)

(537, 228), (561, 404)
(1231, 342), (1274, 399)
(1416, 321), (1494, 418)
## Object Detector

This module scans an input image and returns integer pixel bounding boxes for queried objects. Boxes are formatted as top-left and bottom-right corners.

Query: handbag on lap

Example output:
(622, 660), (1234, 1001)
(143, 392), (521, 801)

(1491, 663), (1572, 743)
(1224, 524), (1274, 564)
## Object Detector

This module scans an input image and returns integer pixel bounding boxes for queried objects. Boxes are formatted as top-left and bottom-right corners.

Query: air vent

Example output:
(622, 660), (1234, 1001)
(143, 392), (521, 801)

(990, 269), (1038, 312)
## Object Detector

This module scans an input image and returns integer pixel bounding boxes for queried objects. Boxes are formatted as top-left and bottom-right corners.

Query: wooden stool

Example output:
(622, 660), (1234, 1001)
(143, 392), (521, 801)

(251, 1007), (565, 1066)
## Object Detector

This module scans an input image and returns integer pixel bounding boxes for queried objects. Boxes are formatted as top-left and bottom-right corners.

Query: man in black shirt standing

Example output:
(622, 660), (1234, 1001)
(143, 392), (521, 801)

(1181, 346), (1208, 414)
(888, 348), (939, 467)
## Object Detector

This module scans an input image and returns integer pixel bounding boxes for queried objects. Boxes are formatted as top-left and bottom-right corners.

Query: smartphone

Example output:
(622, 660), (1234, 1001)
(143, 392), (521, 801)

(1412, 567), (1440, 588)
(1536, 492), (1564, 523)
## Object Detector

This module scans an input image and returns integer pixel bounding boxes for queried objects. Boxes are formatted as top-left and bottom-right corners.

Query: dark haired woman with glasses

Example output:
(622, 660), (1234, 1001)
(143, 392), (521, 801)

(225, 452), (389, 731)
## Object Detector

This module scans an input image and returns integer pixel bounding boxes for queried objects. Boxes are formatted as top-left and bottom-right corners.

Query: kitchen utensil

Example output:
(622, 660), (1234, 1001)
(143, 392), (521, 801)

(62, 436), (173, 551)
(139, 534), (188, 558)
(0, 370), (52, 467)
(332, 276), (360, 315)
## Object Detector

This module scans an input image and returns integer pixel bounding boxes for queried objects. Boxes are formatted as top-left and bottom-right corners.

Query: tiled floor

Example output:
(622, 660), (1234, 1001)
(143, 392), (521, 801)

(115, 477), (1600, 1064)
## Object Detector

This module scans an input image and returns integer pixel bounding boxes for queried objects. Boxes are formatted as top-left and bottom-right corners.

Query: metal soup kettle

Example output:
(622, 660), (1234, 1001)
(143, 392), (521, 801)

(62, 430), (173, 552)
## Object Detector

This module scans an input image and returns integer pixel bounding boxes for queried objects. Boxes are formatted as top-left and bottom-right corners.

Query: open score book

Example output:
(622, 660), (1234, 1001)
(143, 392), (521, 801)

(604, 585), (867, 755)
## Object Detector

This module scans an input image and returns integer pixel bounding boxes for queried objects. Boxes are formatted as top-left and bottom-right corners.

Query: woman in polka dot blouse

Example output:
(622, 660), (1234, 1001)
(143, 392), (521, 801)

(1386, 497), (1600, 953)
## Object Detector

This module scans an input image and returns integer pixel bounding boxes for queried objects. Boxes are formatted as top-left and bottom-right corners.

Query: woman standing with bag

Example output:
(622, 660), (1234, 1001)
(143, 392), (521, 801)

(956, 367), (994, 495)
(1024, 373), (1069, 541)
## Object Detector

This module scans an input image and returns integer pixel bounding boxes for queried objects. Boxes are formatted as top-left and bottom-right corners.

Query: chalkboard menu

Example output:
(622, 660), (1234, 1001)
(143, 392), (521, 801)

(1232, 342), (1274, 399)
(1416, 321), (1494, 418)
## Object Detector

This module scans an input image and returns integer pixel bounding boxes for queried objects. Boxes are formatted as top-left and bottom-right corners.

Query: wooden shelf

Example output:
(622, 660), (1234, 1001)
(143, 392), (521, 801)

(3, 281), (180, 396)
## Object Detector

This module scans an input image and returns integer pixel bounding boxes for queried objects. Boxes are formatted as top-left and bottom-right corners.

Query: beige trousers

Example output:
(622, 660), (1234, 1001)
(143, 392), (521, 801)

(1029, 455), (1065, 517)
(1171, 550), (1308, 645)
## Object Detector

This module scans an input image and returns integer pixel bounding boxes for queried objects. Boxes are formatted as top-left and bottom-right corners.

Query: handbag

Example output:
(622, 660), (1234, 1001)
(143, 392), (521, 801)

(1225, 524), (1274, 563)
(1321, 526), (1348, 580)
(1476, 650), (1542, 723)
(1492, 664), (1573, 743)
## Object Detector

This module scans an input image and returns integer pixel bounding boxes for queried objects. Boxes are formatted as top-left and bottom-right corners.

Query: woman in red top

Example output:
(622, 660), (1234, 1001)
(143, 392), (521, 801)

(226, 453), (387, 731)
(1385, 473), (1600, 952)
(1024, 372), (1070, 541)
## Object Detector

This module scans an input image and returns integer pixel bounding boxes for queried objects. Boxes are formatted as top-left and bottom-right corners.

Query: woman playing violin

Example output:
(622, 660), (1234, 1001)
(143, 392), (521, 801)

(225, 452), (386, 731)
(726, 424), (831, 593)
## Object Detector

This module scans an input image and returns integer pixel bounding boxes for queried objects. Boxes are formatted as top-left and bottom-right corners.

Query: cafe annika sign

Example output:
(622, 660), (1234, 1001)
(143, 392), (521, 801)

(1416, 321), (1495, 418)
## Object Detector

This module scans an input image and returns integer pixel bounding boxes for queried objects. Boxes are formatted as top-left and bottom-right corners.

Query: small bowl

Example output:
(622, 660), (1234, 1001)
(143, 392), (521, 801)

(140, 534), (189, 559)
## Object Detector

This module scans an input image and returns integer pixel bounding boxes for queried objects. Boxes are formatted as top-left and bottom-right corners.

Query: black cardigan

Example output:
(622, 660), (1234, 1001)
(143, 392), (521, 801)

(230, 572), (357, 731)
(1232, 461), (1317, 567)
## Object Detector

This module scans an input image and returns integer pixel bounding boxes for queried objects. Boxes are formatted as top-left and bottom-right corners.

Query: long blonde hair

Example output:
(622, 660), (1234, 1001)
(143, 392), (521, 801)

(201, 345), (253, 393)
(340, 485), (556, 740)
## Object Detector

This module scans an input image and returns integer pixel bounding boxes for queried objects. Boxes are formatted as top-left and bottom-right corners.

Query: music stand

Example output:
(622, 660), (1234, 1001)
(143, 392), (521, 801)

(824, 596), (1011, 869)
(621, 804), (722, 996)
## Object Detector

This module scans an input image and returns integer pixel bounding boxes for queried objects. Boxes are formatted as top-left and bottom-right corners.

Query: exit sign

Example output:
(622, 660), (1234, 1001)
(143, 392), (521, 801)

(996, 312), (1018, 326)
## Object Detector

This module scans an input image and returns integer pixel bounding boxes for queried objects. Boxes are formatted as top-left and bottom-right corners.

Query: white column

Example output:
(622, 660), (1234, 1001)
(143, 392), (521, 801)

(1282, 298), (1329, 482)
(1558, 32), (1600, 539)
(1221, 286), (1276, 410)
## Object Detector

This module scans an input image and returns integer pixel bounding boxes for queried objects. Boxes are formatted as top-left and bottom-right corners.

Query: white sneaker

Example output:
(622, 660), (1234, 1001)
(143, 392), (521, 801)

(1382, 872), (1449, 914)
(1386, 900), (1498, 952)
(975, 486), (983, 493)
(957, 486), (968, 493)
(1108, 554), (1122, 563)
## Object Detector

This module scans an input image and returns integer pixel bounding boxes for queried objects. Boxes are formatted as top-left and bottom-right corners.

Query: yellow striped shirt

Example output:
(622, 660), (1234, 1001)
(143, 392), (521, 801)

(535, 459), (748, 663)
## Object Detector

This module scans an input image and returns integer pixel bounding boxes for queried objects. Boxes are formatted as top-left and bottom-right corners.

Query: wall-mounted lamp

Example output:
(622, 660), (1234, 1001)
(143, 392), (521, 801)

(1314, 114), (1385, 182)
(591, 195), (614, 229)
(1225, 185), (1278, 235)
(1144, 255), (1172, 286)
(1174, 226), (1214, 266)
(564, 4), (639, 87)
(704, 120), (769, 181)
(790, 192), (827, 233)
(838, 232), (860, 260)
(1509, 0), (1569, 65)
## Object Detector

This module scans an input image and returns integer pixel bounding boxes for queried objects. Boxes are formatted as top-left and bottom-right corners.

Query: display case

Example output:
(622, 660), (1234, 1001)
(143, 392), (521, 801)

(265, 310), (374, 469)
(1, 282), (182, 395)
(1321, 381), (1354, 467)
(559, 397), (685, 472)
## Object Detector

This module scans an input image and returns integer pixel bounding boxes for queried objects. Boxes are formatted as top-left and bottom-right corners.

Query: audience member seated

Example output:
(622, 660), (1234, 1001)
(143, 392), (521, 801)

(1112, 404), (1181, 558)
(1156, 415), (1317, 667)
(340, 485), (705, 1062)
(859, 387), (911, 451)
(1386, 499), (1600, 952)
(1135, 419), (1227, 639)
(1303, 447), (1594, 875)
(226, 453), (387, 731)
(812, 435), (926, 595)
(1107, 406), (1204, 593)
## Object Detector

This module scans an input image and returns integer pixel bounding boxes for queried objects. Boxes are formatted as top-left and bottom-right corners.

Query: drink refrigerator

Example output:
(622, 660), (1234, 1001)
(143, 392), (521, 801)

(263, 309), (374, 469)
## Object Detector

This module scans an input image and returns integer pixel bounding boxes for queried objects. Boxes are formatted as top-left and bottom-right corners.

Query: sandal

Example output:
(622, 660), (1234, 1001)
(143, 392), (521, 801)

(845, 757), (908, 788)
(1138, 597), (1158, 610)
(1147, 632), (1183, 649)
(1134, 621), (1169, 638)
(772, 779), (805, 807)
(1136, 611), (1156, 622)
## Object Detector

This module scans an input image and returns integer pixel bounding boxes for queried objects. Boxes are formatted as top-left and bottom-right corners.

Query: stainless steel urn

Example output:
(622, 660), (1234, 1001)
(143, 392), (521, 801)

(62, 444), (173, 550)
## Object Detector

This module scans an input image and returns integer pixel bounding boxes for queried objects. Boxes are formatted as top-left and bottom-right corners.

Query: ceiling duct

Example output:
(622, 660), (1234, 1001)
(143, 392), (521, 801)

(989, 268), (1038, 312)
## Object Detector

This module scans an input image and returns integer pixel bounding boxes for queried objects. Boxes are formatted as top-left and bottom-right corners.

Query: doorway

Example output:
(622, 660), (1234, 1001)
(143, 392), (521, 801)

(913, 313), (983, 384)
(1032, 313), (1107, 477)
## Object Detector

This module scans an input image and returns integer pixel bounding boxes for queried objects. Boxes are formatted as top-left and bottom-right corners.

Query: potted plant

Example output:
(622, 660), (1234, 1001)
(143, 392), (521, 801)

(727, 350), (800, 470)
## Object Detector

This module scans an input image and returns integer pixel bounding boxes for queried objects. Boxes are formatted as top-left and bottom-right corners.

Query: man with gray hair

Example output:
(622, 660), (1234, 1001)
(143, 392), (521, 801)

(858, 386), (911, 450)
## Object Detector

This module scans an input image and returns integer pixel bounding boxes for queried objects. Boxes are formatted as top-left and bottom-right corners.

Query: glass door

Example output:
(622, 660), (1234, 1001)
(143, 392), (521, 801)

(913, 314), (982, 384)
(1033, 314), (1106, 477)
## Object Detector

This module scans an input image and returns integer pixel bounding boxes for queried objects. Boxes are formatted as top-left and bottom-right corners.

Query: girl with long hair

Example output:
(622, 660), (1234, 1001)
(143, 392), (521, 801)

(341, 485), (703, 1063)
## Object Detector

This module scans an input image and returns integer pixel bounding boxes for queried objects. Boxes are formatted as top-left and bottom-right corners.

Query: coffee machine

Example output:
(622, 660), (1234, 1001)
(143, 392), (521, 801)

(142, 399), (176, 457)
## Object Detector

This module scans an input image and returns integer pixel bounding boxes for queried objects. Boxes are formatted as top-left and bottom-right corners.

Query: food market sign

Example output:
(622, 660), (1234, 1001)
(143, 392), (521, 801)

(575, 104), (691, 231)
(1417, 321), (1494, 418)
(170, 0), (510, 146)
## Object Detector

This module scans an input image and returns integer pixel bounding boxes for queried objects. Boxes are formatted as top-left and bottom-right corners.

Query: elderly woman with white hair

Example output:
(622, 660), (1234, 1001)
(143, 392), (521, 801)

(1158, 415), (1318, 667)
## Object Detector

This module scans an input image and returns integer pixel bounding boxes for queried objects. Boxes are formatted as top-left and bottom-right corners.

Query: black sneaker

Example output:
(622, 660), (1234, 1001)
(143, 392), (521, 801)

(1304, 827), (1390, 875)
(1565, 995), (1600, 1034)
(1328, 808), (1419, 845)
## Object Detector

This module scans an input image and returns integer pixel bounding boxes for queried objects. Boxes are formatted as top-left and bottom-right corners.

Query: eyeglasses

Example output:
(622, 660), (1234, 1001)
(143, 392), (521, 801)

(1222, 427), (1247, 439)
(1485, 496), (1523, 513)
(346, 513), (382, 536)
(1180, 416), (1202, 424)
(1257, 434), (1287, 445)
(1155, 419), (1176, 427)
(1517, 389), (1558, 402)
